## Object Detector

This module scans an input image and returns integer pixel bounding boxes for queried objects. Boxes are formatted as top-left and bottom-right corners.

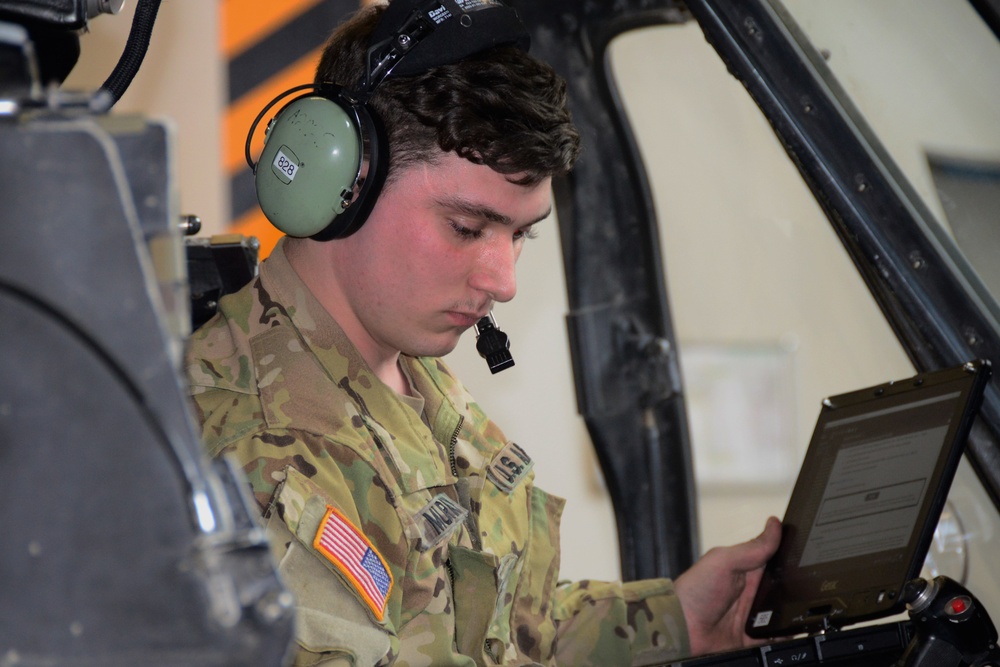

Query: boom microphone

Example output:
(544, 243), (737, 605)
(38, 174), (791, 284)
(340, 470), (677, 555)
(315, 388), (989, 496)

(474, 311), (514, 374)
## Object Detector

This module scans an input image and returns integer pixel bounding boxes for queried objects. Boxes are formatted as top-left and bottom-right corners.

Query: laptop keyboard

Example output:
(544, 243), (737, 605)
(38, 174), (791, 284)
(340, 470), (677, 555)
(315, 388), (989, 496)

(661, 621), (911, 667)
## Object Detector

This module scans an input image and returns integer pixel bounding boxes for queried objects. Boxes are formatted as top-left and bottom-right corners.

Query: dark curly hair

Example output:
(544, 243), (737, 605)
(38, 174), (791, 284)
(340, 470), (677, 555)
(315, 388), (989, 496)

(315, 4), (580, 186)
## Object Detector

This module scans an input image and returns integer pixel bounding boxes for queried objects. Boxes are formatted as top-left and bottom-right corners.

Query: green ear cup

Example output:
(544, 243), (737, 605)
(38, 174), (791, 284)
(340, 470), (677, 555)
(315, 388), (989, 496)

(254, 96), (363, 238)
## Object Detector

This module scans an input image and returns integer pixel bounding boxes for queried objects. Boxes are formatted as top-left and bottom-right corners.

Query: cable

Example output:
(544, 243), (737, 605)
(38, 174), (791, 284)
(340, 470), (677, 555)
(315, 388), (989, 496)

(91, 0), (163, 113)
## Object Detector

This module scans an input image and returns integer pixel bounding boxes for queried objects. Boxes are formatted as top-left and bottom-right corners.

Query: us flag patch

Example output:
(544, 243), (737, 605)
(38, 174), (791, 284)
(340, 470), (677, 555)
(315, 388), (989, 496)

(313, 506), (393, 620)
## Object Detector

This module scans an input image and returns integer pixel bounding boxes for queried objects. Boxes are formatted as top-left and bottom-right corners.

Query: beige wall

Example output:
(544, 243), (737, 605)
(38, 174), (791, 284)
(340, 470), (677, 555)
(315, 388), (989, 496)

(65, 0), (227, 235)
(60, 0), (1000, 592)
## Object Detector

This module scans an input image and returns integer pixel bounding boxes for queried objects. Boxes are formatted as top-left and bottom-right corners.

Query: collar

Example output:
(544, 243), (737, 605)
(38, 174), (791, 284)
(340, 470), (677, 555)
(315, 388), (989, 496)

(258, 239), (455, 493)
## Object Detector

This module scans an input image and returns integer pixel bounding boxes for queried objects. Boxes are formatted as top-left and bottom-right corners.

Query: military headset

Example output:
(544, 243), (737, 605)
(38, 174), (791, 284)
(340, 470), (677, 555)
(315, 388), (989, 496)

(245, 0), (530, 241)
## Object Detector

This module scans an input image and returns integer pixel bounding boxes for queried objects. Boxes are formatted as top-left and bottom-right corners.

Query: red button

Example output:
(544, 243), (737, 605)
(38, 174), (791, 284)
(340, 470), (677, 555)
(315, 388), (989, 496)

(948, 597), (968, 614)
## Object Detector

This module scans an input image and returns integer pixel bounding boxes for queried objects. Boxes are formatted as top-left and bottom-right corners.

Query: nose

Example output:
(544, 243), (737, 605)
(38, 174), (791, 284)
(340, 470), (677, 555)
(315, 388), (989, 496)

(469, 238), (518, 303)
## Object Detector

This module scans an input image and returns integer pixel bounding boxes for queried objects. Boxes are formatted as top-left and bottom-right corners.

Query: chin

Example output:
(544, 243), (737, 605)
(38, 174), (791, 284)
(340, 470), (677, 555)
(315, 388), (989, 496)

(403, 334), (463, 359)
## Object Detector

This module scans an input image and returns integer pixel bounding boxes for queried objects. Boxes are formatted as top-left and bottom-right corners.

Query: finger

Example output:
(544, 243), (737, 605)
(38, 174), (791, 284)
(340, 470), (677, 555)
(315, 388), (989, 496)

(733, 516), (782, 572)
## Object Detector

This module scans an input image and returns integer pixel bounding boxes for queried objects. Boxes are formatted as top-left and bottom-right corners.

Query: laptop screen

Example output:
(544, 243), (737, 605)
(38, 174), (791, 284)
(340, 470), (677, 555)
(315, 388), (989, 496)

(747, 360), (991, 639)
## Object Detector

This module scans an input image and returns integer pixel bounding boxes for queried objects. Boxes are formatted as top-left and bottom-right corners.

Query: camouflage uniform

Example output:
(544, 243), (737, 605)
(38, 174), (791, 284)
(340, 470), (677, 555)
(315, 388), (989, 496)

(185, 240), (690, 666)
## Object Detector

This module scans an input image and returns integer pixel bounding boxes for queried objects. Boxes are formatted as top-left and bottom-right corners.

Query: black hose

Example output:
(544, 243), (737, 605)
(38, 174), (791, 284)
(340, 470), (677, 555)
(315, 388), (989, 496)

(91, 0), (162, 112)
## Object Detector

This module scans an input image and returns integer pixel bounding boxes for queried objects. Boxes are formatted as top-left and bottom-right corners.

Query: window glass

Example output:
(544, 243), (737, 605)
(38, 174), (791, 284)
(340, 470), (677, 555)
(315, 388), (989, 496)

(609, 0), (1000, 615)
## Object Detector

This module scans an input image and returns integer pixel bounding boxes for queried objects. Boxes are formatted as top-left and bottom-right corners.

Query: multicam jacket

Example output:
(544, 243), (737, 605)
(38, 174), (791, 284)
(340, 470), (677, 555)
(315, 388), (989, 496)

(185, 240), (690, 666)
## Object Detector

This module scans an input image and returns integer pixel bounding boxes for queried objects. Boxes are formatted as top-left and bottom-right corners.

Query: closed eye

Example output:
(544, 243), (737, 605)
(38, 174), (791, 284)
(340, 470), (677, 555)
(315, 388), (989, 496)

(449, 220), (484, 240)
(514, 225), (539, 241)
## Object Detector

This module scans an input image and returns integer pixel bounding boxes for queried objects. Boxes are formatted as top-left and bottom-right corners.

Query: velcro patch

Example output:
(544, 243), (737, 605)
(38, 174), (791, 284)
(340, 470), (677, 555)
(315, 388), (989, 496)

(415, 493), (469, 551)
(486, 441), (533, 493)
(313, 506), (393, 620)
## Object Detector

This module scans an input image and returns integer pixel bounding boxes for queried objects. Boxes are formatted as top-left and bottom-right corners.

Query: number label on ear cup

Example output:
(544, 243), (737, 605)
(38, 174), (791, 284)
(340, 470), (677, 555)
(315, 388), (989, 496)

(272, 146), (301, 184)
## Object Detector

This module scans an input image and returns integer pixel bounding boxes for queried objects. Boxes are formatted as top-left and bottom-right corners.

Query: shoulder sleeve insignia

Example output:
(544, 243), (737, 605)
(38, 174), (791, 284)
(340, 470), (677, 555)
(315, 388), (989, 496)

(313, 505), (394, 620)
(486, 441), (534, 494)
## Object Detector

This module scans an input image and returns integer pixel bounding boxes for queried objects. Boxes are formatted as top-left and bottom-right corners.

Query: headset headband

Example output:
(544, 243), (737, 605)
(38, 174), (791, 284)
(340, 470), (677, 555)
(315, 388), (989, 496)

(360, 0), (530, 93)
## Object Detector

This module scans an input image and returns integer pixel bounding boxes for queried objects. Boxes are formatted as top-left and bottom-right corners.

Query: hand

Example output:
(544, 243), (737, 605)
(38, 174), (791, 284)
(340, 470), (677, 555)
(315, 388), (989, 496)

(674, 516), (782, 657)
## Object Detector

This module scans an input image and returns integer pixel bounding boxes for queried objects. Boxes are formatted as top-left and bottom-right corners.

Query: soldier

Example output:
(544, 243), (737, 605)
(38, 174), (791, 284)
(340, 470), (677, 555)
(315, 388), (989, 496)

(185, 0), (780, 664)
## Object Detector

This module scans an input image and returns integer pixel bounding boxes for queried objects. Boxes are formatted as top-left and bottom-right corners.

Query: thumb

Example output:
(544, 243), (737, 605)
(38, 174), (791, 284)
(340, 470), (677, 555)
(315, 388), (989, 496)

(743, 516), (782, 569)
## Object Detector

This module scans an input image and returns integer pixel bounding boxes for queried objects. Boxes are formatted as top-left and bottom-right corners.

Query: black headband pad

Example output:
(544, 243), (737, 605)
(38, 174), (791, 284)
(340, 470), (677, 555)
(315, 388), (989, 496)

(367, 0), (530, 81)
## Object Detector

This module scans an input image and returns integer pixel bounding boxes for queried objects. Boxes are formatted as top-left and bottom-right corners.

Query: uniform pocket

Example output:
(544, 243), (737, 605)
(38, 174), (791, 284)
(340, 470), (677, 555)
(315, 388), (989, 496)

(449, 544), (522, 665)
(509, 486), (564, 662)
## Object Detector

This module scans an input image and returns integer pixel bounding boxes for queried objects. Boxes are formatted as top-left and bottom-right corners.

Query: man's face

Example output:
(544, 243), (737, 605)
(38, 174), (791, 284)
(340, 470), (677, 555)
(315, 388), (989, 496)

(327, 151), (553, 362)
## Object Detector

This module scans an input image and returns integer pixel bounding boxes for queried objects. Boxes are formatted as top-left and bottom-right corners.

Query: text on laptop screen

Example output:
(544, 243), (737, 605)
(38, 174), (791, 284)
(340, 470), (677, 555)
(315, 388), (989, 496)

(797, 392), (959, 567)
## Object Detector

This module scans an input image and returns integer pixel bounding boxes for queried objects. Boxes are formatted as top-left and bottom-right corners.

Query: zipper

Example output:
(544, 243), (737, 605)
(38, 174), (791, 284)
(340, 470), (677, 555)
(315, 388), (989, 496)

(443, 416), (462, 651)
(448, 415), (483, 550)
(448, 415), (464, 478)
(445, 554), (457, 600)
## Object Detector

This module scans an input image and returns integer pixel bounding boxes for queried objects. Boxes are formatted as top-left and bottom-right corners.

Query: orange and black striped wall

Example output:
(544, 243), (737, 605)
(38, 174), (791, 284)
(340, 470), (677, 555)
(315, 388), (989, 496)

(223, 0), (370, 257)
